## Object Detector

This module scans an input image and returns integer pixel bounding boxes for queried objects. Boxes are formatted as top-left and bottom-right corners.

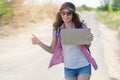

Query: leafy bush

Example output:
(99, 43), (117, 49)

(97, 0), (120, 11)
(112, 0), (120, 11)
(77, 5), (94, 11)
(0, 0), (13, 24)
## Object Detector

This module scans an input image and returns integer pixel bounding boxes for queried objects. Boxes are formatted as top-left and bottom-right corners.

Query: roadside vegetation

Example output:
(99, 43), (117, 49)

(95, 1), (120, 79)
(0, 0), (120, 38)
(77, 0), (120, 38)
(96, 11), (120, 36)
(0, 0), (59, 37)
(0, 0), (35, 37)
(95, 0), (120, 38)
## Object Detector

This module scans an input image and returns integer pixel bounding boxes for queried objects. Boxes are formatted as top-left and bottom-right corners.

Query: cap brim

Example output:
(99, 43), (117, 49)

(60, 7), (74, 12)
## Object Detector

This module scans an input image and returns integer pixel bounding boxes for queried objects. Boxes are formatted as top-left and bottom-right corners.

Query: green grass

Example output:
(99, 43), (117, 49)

(96, 11), (120, 29)
(96, 11), (120, 39)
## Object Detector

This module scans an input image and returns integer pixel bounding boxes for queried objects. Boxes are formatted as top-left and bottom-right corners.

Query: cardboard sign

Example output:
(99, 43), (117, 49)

(61, 29), (91, 45)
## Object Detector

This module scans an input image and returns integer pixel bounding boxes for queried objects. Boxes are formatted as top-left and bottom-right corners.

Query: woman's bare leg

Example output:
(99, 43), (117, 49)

(78, 74), (91, 80)
(65, 77), (77, 80)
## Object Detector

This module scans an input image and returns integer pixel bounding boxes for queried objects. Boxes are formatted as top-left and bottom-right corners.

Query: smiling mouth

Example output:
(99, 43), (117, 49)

(64, 18), (69, 20)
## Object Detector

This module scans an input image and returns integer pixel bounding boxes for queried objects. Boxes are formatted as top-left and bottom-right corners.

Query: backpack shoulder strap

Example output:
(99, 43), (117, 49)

(56, 27), (61, 38)
(82, 24), (88, 29)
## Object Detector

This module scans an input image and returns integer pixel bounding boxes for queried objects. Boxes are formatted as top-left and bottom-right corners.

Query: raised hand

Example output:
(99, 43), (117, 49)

(87, 33), (93, 41)
(31, 34), (40, 45)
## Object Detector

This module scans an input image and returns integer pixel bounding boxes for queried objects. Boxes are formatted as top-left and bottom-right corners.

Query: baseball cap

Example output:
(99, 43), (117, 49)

(60, 2), (76, 12)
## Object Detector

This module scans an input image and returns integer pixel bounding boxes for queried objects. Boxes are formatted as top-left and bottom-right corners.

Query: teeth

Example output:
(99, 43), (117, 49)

(64, 17), (68, 19)
(64, 18), (68, 20)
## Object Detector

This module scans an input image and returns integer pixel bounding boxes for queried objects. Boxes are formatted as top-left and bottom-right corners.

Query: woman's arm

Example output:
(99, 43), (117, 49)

(31, 34), (56, 54)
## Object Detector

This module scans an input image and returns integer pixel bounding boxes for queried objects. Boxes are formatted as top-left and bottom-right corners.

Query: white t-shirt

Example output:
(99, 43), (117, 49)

(62, 45), (89, 69)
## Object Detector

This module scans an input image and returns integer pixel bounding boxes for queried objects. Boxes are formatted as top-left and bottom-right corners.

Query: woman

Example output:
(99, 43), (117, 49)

(32, 2), (97, 80)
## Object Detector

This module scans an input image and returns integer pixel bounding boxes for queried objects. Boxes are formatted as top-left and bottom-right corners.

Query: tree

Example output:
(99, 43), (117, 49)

(98, 0), (120, 11)
(107, 0), (113, 12)
(112, 0), (120, 11)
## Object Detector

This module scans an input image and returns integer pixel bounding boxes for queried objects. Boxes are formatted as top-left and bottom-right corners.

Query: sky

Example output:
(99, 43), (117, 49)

(25, 0), (102, 8)
(52, 0), (102, 8)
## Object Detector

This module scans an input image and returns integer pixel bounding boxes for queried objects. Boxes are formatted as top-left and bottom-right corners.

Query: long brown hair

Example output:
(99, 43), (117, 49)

(53, 11), (83, 31)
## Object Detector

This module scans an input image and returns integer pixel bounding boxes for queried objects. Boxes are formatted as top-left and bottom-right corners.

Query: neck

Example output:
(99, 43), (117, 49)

(64, 22), (73, 28)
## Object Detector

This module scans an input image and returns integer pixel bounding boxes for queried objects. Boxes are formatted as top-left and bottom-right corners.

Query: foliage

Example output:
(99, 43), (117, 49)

(96, 11), (120, 38)
(96, 11), (120, 29)
(77, 5), (94, 11)
(97, 0), (120, 11)
(35, 1), (59, 21)
(112, 0), (120, 11)
(0, 1), (59, 37)
(0, 0), (13, 24)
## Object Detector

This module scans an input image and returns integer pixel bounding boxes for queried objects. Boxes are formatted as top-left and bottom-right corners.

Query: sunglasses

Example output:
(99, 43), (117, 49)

(60, 11), (73, 16)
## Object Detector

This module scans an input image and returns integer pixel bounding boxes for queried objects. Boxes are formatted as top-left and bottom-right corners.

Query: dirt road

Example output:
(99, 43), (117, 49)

(80, 12), (110, 80)
(0, 12), (113, 80)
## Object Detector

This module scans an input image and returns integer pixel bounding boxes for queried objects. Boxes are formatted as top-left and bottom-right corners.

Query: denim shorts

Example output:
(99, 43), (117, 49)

(64, 64), (91, 78)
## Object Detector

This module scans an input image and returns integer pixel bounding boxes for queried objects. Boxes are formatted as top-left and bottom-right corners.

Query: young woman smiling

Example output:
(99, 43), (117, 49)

(32, 2), (98, 80)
